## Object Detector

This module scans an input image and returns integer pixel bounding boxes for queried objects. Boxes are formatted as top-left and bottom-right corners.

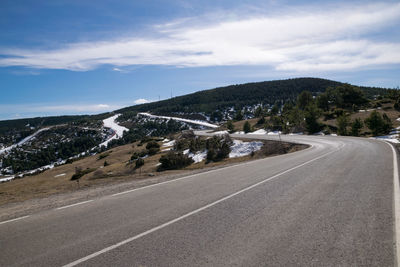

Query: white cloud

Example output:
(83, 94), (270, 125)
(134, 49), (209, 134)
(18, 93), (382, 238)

(134, 98), (151, 105)
(0, 2), (399, 72)
(0, 103), (118, 115)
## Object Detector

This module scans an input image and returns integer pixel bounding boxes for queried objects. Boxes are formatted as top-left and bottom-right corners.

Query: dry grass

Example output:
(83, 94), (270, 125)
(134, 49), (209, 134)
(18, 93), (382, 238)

(0, 137), (307, 206)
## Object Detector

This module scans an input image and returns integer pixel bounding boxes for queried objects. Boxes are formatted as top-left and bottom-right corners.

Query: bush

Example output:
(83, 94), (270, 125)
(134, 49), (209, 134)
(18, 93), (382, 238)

(97, 151), (111, 160)
(104, 160), (110, 167)
(146, 141), (160, 149)
(158, 152), (194, 171)
(135, 158), (145, 169)
(131, 153), (139, 161)
(243, 121), (251, 133)
(205, 135), (232, 162)
(70, 167), (95, 181)
(226, 120), (235, 133)
(365, 111), (392, 136)
(147, 147), (160, 155)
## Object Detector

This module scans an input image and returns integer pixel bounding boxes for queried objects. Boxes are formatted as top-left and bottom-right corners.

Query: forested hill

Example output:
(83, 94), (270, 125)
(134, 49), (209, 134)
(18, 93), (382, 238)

(117, 78), (388, 115)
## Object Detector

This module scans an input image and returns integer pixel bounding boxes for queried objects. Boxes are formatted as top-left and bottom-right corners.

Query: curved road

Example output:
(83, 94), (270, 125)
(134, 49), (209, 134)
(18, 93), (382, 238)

(0, 134), (398, 266)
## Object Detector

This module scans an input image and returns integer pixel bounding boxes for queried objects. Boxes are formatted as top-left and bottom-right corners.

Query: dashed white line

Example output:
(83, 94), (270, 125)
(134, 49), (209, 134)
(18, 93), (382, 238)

(56, 200), (94, 210)
(0, 215), (30, 225)
(63, 147), (338, 267)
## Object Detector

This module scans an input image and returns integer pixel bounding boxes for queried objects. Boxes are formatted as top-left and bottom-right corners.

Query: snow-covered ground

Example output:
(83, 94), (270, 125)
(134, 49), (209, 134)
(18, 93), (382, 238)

(234, 129), (281, 135)
(229, 140), (263, 158)
(139, 112), (218, 128)
(247, 129), (267, 135)
(372, 134), (400, 144)
(0, 176), (14, 183)
(99, 114), (129, 147)
(0, 127), (51, 155)
(182, 139), (263, 163)
(183, 149), (208, 163)
(162, 140), (176, 147)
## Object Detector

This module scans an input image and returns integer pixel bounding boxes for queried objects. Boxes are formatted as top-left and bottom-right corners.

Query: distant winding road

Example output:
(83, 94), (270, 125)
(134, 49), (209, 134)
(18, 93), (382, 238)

(0, 134), (398, 266)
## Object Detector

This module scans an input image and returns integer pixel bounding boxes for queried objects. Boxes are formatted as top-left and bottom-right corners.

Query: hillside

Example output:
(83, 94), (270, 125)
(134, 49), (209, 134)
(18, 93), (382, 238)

(117, 77), (388, 116)
(0, 77), (395, 178)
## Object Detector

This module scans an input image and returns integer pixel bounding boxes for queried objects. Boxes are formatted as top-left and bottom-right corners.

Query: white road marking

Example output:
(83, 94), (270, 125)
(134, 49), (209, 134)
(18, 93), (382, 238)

(0, 215), (30, 225)
(63, 147), (338, 267)
(56, 200), (94, 210)
(112, 144), (316, 197)
(386, 142), (400, 266)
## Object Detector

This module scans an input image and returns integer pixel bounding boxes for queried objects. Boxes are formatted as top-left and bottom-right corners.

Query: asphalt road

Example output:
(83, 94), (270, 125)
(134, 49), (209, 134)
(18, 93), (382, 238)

(0, 134), (397, 266)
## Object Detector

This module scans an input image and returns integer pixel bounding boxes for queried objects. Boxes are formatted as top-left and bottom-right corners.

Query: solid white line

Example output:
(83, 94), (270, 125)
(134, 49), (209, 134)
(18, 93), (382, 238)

(63, 147), (337, 267)
(112, 144), (316, 197)
(0, 215), (30, 225)
(56, 200), (94, 210)
(386, 142), (400, 266)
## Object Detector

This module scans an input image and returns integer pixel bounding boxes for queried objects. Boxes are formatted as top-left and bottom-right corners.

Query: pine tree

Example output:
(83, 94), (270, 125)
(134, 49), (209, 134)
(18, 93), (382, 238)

(350, 118), (363, 136)
(243, 121), (251, 133)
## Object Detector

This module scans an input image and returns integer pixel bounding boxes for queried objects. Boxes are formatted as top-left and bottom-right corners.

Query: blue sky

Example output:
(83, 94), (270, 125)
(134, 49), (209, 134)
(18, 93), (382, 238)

(0, 0), (399, 120)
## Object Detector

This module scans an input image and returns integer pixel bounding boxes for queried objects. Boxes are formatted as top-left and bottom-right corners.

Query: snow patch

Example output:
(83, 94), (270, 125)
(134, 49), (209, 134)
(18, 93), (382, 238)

(372, 134), (400, 144)
(189, 150), (207, 163)
(0, 176), (15, 183)
(139, 113), (218, 128)
(54, 173), (66, 178)
(162, 140), (176, 147)
(229, 140), (263, 158)
(99, 114), (129, 147)
(248, 129), (267, 135)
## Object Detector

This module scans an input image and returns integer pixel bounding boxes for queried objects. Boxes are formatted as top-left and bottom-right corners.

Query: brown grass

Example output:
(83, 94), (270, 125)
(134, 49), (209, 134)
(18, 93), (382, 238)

(0, 138), (307, 206)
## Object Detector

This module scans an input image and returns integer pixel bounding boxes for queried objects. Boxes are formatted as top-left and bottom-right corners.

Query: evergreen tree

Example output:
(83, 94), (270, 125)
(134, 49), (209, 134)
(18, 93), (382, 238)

(243, 121), (251, 133)
(304, 104), (321, 134)
(365, 111), (391, 136)
(336, 115), (349, 136)
(297, 91), (313, 110)
(350, 118), (363, 136)
(316, 93), (329, 111)
(254, 106), (263, 117)
(235, 110), (243, 121)
(226, 120), (235, 133)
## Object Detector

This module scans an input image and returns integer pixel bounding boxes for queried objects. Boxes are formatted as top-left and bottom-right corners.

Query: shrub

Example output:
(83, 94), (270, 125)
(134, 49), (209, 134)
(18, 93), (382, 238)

(130, 153), (139, 161)
(104, 160), (109, 167)
(158, 152), (194, 171)
(205, 135), (232, 162)
(350, 118), (363, 136)
(226, 120), (235, 133)
(97, 151), (111, 160)
(135, 158), (145, 169)
(147, 147), (160, 155)
(243, 121), (251, 133)
(365, 111), (392, 136)
(146, 141), (160, 149)
(71, 167), (95, 181)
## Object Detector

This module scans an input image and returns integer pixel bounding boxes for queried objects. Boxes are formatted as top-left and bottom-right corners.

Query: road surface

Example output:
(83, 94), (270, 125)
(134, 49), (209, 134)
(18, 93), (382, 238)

(0, 134), (397, 266)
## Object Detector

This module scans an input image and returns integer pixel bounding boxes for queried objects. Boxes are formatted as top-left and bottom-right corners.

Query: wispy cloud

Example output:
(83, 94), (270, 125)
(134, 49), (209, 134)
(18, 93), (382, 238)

(0, 2), (399, 72)
(133, 98), (152, 105)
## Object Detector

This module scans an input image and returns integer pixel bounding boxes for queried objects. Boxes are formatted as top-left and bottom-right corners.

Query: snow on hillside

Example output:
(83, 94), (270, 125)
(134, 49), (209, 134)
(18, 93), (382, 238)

(0, 127), (51, 155)
(139, 113), (218, 128)
(99, 114), (129, 147)
(229, 140), (263, 158)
